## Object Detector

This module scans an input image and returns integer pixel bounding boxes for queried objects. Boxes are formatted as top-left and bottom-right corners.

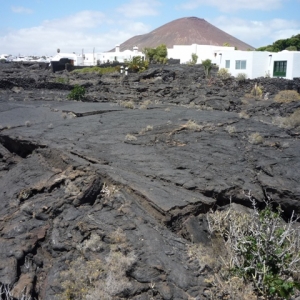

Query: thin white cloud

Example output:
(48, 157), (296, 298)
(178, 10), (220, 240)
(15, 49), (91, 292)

(117, 0), (162, 18)
(11, 6), (33, 14)
(0, 11), (151, 55)
(177, 0), (285, 12)
(211, 16), (300, 47)
(43, 10), (106, 29)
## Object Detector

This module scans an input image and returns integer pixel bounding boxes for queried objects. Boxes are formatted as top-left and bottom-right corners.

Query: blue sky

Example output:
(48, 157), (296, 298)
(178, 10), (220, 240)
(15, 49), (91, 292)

(0, 0), (299, 56)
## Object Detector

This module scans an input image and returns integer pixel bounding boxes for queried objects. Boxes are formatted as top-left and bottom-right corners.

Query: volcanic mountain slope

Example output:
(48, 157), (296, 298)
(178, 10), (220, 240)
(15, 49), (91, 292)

(116, 17), (254, 51)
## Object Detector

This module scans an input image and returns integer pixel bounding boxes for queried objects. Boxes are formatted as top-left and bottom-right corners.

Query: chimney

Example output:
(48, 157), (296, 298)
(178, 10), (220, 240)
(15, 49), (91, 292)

(133, 46), (138, 54)
(115, 45), (120, 53)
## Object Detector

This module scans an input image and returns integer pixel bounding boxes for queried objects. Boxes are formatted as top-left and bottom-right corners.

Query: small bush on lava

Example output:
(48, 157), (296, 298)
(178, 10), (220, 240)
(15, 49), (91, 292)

(67, 85), (86, 101)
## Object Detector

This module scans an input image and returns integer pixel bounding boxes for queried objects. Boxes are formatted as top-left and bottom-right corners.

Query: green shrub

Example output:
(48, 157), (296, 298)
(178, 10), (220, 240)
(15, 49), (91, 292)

(126, 56), (149, 72)
(217, 68), (231, 80)
(189, 53), (198, 65)
(202, 59), (212, 78)
(274, 90), (300, 103)
(143, 44), (168, 64)
(67, 85), (86, 101)
(208, 196), (300, 299)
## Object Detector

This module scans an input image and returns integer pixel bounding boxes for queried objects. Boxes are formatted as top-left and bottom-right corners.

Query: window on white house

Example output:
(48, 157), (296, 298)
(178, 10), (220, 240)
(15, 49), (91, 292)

(225, 60), (230, 68)
(235, 60), (246, 69)
(273, 61), (287, 77)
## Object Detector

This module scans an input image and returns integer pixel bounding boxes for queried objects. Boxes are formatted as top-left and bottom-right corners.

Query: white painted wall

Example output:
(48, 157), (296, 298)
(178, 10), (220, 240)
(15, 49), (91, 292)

(292, 52), (300, 79)
(218, 51), (274, 79)
(167, 44), (235, 64)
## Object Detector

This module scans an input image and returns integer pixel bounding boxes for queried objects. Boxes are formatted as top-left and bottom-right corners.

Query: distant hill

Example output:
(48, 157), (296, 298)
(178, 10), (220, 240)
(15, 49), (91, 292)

(112, 17), (254, 52)
(256, 34), (300, 52)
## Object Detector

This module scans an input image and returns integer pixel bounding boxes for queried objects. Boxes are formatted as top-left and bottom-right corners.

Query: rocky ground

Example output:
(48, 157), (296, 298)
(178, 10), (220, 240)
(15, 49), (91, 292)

(0, 62), (300, 300)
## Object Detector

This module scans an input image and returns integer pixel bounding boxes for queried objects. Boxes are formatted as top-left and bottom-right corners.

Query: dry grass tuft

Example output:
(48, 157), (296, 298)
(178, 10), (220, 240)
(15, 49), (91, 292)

(248, 132), (264, 144)
(108, 228), (127, 244)
(274, 108), (300, 128)
(225, 125), (236, 134)
(59, 247), (136, 300)
(125, 134), (137, 141)
(139, 125), (153, 134)
(120, 100), (135, 109)
(183, 120), (203, 131)
(274, 90), (300, 103)
(238, 111), (250, 119)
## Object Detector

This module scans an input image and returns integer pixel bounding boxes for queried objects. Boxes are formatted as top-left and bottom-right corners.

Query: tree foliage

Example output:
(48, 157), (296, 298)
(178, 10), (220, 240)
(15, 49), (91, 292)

(143, 44), (168, 64)
(256, 34), (300, 52)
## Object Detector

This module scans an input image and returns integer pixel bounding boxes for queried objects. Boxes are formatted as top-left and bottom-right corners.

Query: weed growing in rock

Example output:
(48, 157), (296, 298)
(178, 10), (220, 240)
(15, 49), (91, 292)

(120, 100), (135, 109)
(251, 83), (263, 98)
(58, 230), (136, 300)
(207, 195), (300, 300)
(125, 134), (137, 141)
(67, 85), (86, 101)
(225, 125), (236, 134)
(217, 68), (231, 80)
(274, 90), (300, 103)
(248, 132), (264, 144)
(236, 73), (247, 81)
(139, 125), (153, 134)
(238, 111), (250, 119)
(55, 77), (69, 84)
(139, 99), (152, 109)
(0, 283), (33, 300)
(274, 108), (300, 128)
(184, 120), (203, 131)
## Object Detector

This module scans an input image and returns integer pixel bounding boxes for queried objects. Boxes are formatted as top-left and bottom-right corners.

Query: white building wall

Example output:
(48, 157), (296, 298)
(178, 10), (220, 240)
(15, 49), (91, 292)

(167, 44), (235, 64)
(292, 53), (300, 78)
(251, 52), (271, 78)
(218, 51), (254, 78)
(217, 51), (271, 79)
(82, 53), (97, 66)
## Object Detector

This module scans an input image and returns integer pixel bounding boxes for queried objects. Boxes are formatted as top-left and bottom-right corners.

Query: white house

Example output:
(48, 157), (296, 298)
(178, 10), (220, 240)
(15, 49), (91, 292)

(167, 44), (235, 64)
(50, 44), (300, 80)
(51, 53), (84, 66)
(217, 50), (300, 80)
(97, 45), (145, 64)
(51, 46), (145, 67)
